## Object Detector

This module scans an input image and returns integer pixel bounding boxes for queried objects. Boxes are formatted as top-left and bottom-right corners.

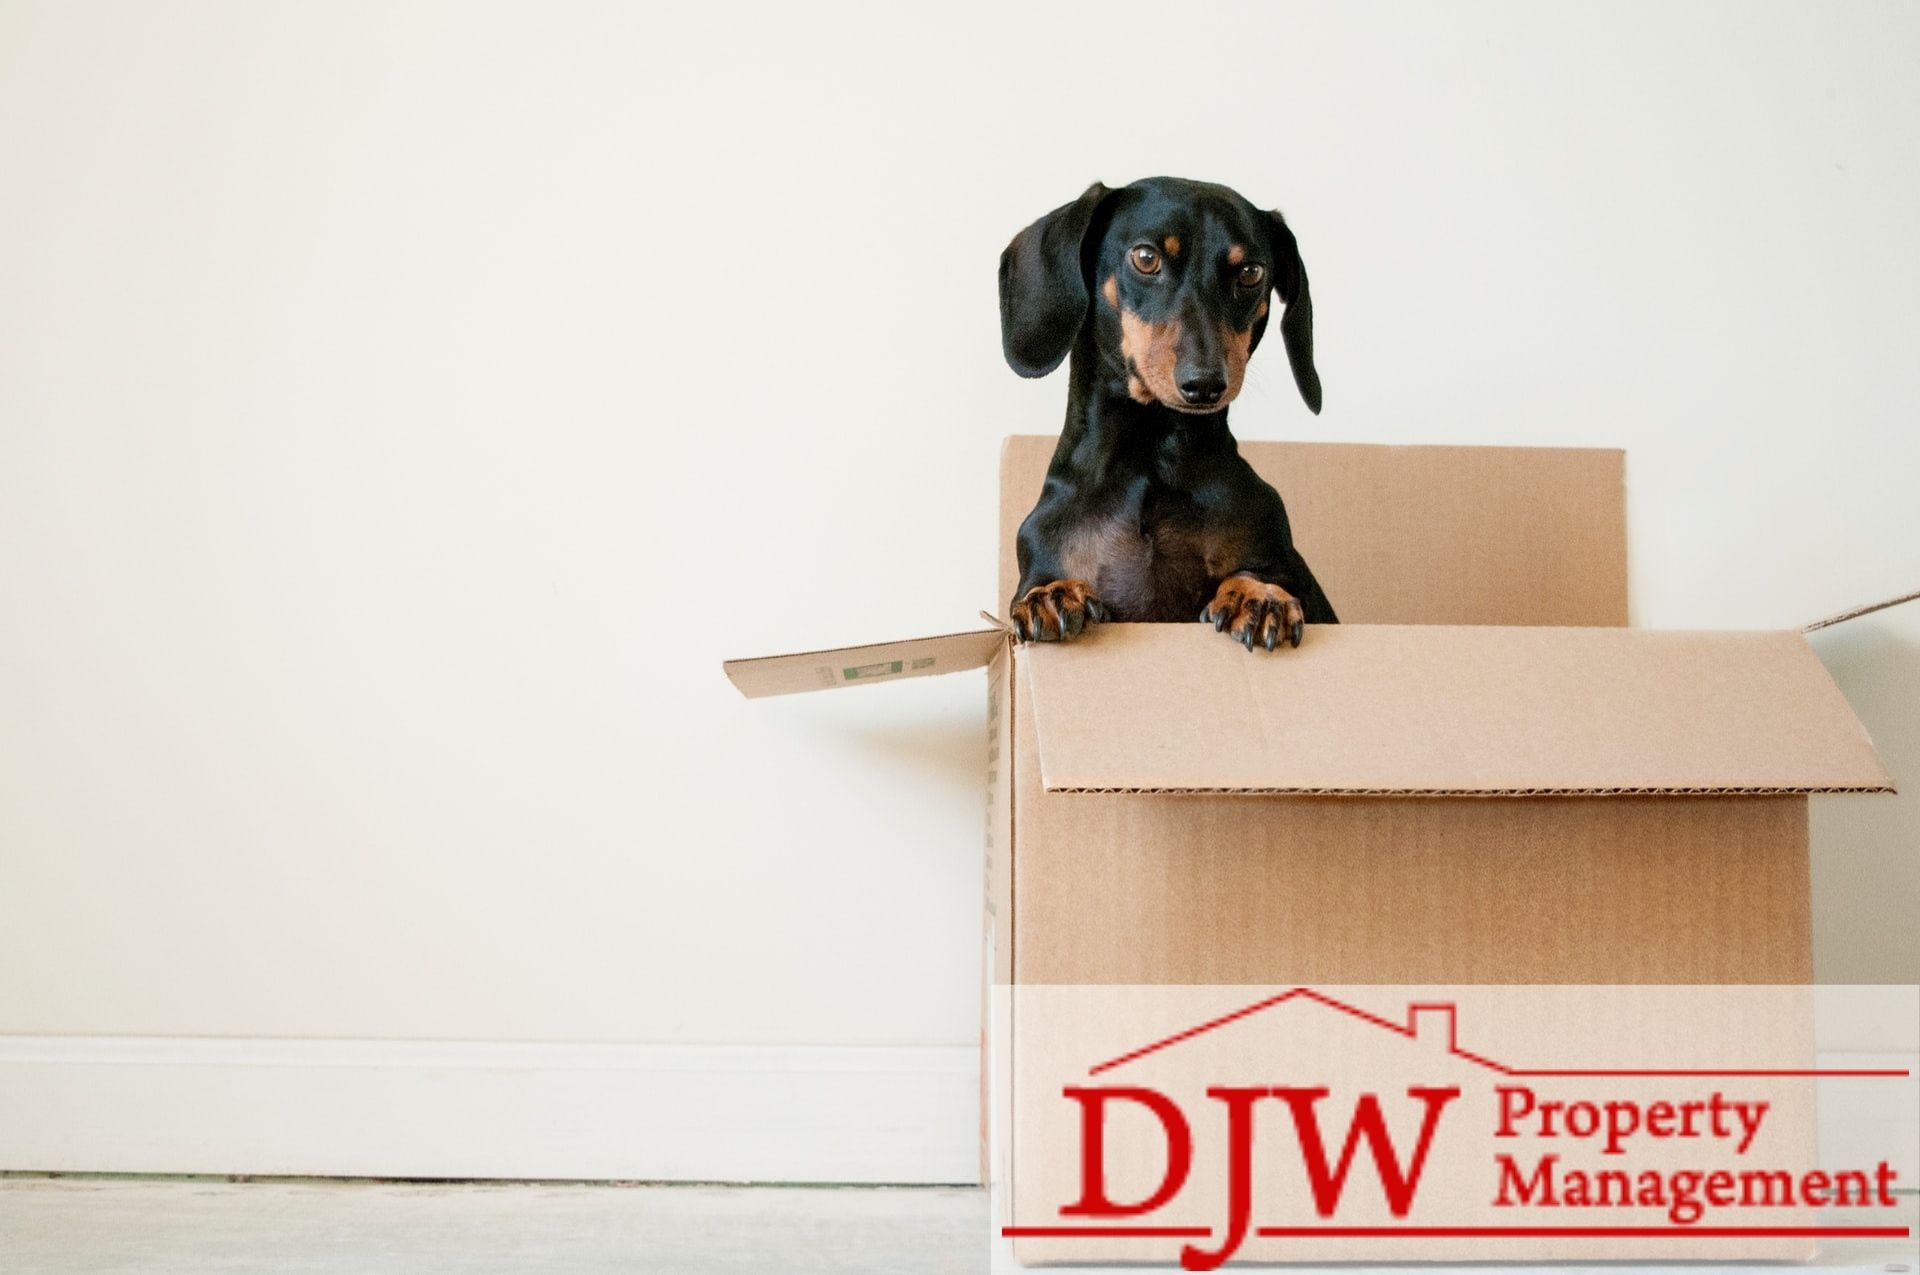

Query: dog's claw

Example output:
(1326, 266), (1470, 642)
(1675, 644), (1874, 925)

(1203, 575), (1308, 654)
(1009, 579), (1105, 645)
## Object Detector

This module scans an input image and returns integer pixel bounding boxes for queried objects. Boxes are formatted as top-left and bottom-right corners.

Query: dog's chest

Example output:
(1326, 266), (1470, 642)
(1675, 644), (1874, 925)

(1057, 486), (1235, 622)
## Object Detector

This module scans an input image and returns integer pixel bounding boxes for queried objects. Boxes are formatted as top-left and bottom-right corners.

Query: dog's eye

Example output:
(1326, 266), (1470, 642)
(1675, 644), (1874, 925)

(1236, 263), (1266, 289)
(1129, 245), (1161, 275)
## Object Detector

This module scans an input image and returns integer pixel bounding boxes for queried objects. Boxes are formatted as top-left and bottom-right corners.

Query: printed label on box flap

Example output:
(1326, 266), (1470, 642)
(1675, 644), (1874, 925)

(724, 628), (1006, 699)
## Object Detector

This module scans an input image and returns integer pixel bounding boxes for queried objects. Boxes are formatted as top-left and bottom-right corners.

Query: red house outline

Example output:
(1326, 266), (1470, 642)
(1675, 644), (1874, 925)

(1086, 986), (1912, 1079)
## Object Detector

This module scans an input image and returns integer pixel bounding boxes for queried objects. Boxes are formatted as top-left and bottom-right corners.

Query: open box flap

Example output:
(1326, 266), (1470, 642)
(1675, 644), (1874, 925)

(1021, 624), (1893, 796)
(724, 627), (1006, 698)
(1803, 586), (1920, 632)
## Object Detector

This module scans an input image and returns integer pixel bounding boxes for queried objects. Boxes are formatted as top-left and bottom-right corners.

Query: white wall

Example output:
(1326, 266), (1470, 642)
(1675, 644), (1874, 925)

(2, 0), (1916, 1176)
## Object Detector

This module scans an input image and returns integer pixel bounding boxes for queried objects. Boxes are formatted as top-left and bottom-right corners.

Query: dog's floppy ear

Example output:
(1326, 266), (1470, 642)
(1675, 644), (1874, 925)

(998, 182), (1111, 378)
(1264, 210), (1322, 415)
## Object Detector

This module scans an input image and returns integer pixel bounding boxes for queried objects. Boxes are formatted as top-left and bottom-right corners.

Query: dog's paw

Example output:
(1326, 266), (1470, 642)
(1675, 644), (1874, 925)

(1201, 575), (1304, 651)
(1010, 579), (1110, 643)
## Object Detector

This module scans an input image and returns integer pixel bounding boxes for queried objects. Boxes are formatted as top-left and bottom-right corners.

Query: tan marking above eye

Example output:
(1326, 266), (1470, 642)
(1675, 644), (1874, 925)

(1102, 274), (1118, 307)
(1162, 235), (1180, 257)
(1129, 244), (1161, 275)
(1226, 244), (1246, 265)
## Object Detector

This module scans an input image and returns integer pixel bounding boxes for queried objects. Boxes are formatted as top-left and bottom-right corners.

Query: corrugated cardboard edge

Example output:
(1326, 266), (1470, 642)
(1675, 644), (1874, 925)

(1803, 586), (1920, 633)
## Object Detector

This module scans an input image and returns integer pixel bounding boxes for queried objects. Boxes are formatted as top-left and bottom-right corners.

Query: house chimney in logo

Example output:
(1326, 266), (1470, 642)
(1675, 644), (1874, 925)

(1409, 1003), (1456, 1051)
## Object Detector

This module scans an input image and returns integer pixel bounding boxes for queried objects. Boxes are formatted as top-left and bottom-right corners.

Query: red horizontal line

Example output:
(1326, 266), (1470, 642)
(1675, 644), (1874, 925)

(1502, 1068), (1912, 1078)
(1254, 1226), (1912, 1238)
(1005, 1224), (1913, 1240)
(1001, 1226), (1211, 1238)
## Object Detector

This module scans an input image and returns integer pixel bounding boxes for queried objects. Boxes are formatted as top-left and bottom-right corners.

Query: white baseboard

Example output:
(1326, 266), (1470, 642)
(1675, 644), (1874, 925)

(0, 1037), (980, 1184)
(2, 1038), (1906, 1188)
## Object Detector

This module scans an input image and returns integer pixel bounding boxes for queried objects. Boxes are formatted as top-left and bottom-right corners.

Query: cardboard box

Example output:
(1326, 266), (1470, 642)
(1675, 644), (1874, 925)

(724, 437), (1896, 1263)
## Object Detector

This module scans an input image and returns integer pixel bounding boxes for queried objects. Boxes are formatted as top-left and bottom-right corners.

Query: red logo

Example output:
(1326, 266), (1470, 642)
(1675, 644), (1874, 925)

(1001, 988), (1911, 1269)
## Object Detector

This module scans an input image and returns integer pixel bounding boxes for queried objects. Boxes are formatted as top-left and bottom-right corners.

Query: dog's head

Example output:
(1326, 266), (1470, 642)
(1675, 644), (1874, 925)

(998, 176), (1320, 415)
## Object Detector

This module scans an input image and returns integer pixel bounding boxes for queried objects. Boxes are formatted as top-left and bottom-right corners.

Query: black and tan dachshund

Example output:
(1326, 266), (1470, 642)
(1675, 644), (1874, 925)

(1000, 176), (1336, 652)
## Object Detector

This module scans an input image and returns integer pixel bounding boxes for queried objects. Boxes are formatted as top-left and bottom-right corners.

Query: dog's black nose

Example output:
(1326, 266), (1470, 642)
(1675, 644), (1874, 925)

(1178, 374), (1226, 406)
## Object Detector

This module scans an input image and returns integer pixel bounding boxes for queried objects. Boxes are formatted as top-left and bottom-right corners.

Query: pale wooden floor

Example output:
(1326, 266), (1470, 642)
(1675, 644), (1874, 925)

(4, 1177), (1915, 1274)
(0, 1177), (985, 1275)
